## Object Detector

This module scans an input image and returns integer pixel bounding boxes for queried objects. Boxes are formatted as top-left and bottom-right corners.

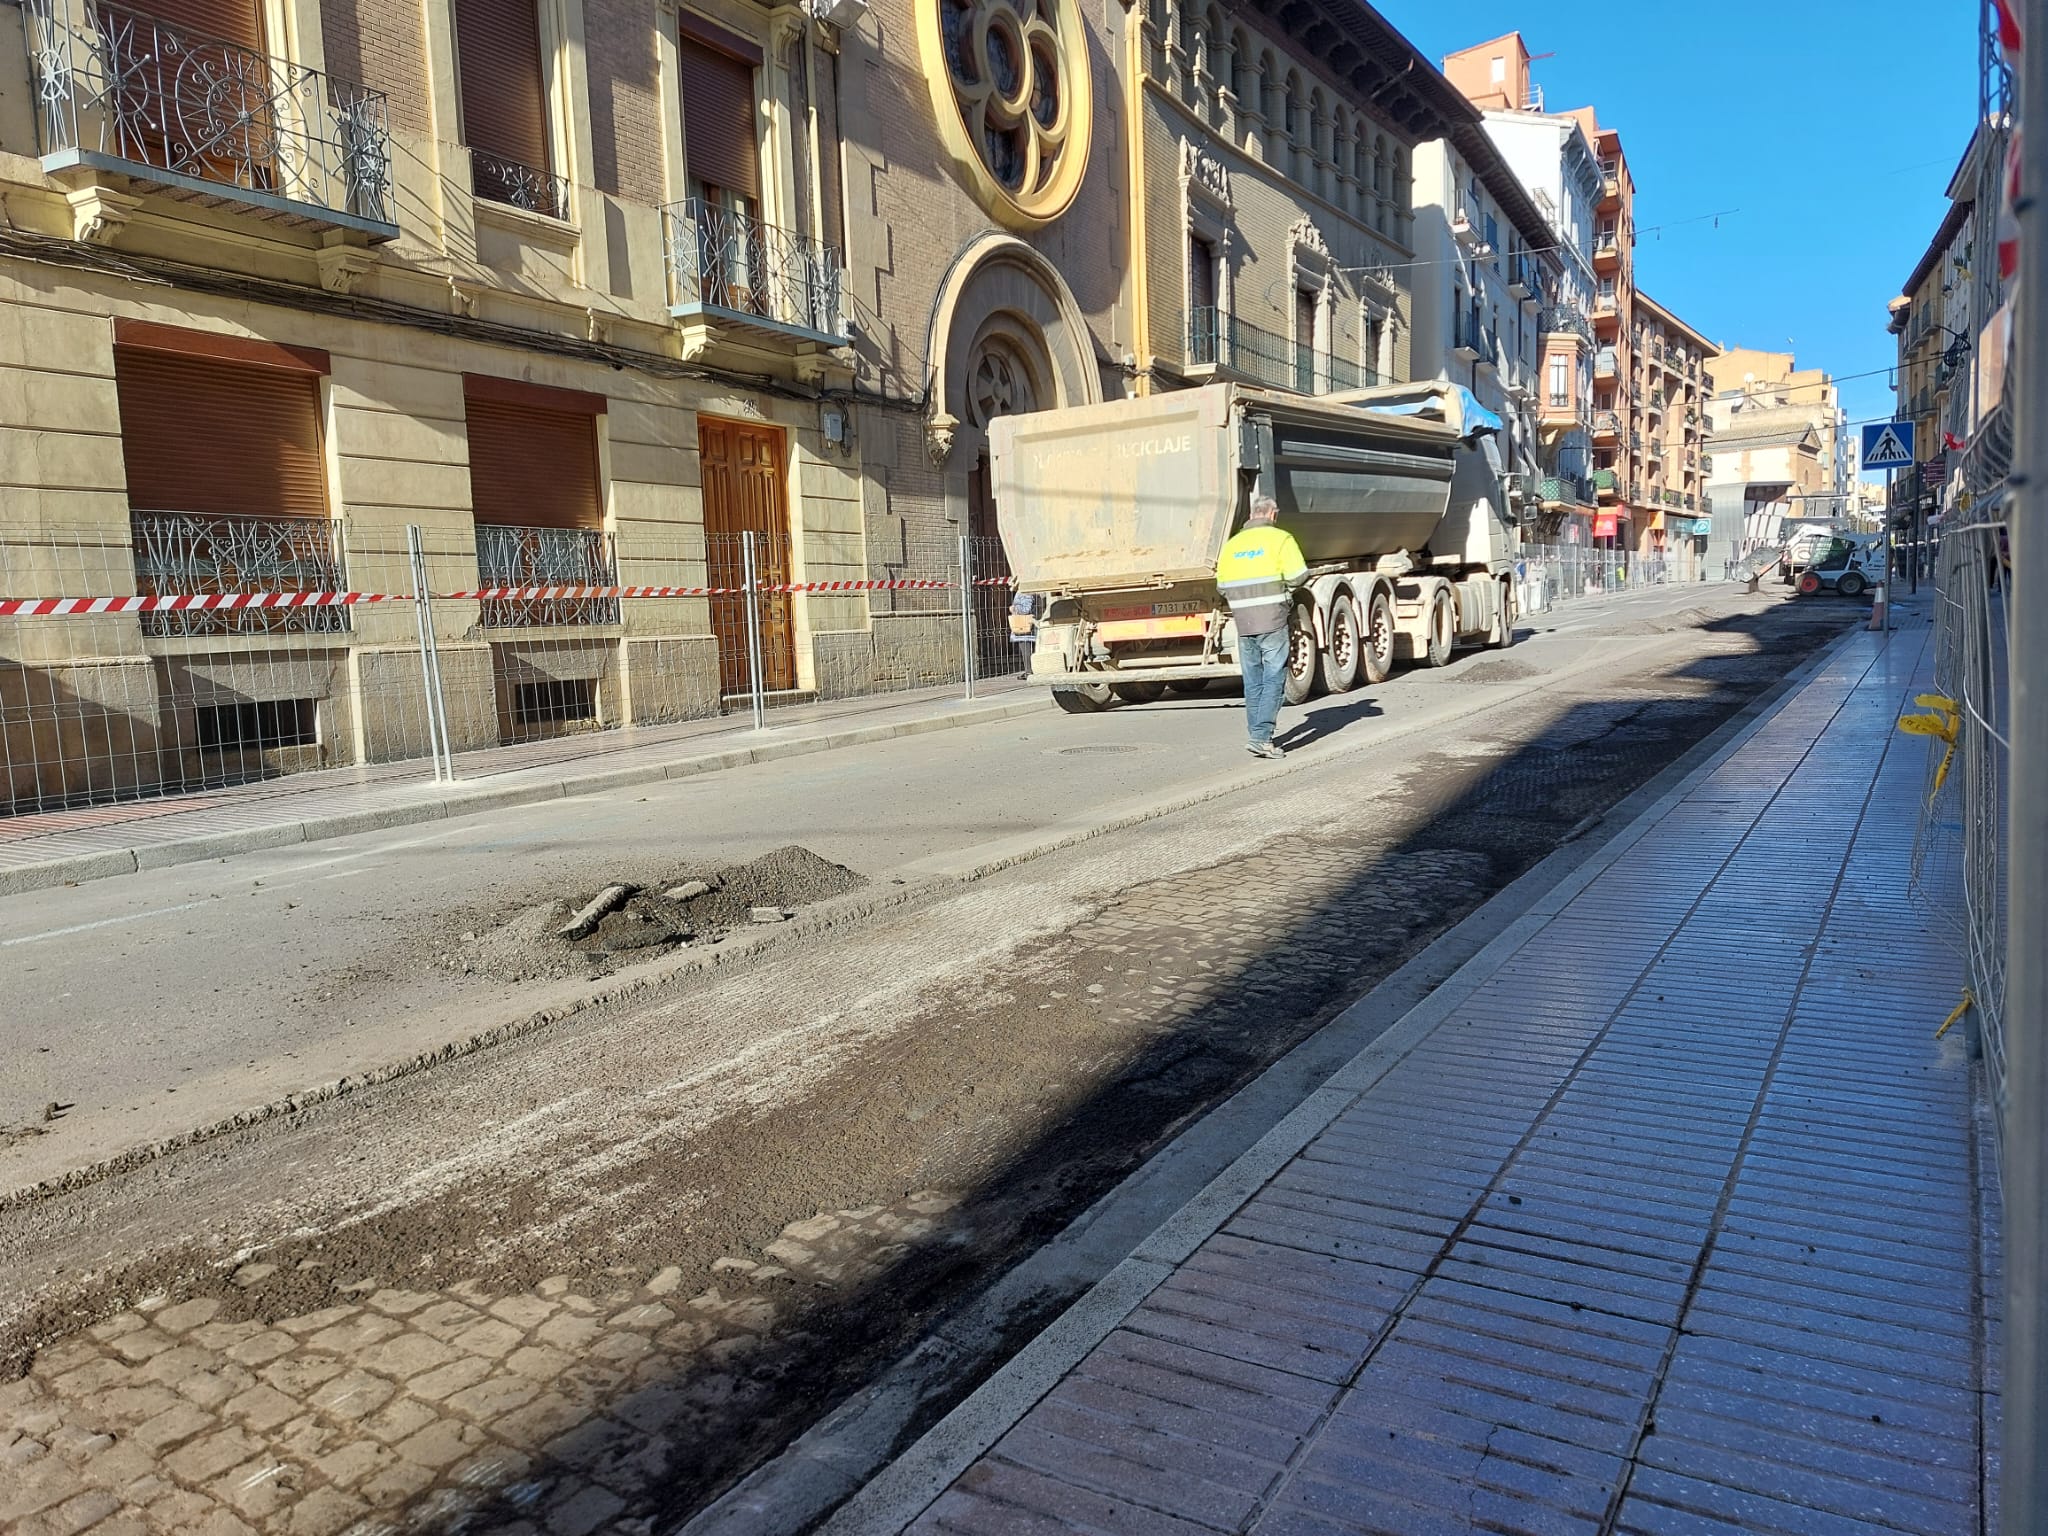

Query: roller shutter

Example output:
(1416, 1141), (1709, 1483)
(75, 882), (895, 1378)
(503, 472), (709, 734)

(680, 38), (760, 197)
(114, 347), (326, 519)
(146, 0), (263, 50)
(466, 396), (602, 530)
(454, 0), (551, 175)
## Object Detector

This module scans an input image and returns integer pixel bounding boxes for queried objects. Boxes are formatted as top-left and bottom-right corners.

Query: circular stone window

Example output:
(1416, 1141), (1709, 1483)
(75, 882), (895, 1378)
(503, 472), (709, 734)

(922, 0), (1092, 228)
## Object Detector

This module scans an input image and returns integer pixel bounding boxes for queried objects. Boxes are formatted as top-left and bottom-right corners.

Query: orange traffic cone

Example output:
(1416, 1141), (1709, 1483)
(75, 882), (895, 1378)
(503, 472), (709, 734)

(1868, 582), (1888, 631)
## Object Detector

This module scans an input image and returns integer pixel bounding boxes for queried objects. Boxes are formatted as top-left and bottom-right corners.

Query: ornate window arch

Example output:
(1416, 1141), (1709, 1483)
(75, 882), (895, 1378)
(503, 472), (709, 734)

(919, 0), (1095, 228)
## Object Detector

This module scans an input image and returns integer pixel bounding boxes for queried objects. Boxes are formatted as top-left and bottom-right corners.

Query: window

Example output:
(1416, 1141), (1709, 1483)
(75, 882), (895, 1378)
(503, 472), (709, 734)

(513, 679), (598, 729)
(1189, 234), (1221, 364)
(115, 342), (328, 522)
(1490, 54), (1505, 83)
(1363, 312), (1384, 386)
(454, 0), (558, 213)
(195, 699), (318, 753)
(465, 380), (604, 531)
(1549, 355), (1569, 407)
(1294, 286), (1318, 393)
(681, 28), (765, 307)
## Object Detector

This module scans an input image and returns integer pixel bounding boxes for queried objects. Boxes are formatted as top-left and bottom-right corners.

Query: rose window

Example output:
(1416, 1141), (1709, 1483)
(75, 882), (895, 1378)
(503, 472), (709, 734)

(927, 0), (1090, 226)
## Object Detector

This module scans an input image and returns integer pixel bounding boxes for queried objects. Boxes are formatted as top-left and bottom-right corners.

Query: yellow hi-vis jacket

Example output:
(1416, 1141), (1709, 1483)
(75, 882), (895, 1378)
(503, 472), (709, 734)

(1215, 524), (1309, 636)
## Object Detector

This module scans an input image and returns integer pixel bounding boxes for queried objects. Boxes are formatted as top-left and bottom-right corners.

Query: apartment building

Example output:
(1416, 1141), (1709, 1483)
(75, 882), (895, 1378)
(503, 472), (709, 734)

(1137, 0), (1476, 403)
(1441, 33), (1601, 542)
(1632, 293), (1717, 570)
(1887, 139), (1979, 529)
(1407, 131), (1564, 515)
(1704, 347), (1847, 567)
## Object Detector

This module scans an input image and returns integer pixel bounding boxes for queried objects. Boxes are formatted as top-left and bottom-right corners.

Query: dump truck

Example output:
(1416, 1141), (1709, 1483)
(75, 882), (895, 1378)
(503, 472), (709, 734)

(989, 380), (1524, 712)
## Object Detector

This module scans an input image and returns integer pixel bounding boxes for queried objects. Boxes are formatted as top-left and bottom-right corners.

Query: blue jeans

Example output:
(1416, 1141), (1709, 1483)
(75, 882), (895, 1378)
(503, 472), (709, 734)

(1238, 626), (1290, 745)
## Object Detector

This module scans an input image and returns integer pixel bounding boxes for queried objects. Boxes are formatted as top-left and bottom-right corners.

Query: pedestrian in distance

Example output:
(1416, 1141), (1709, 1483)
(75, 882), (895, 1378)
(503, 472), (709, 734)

(1215, 493), (1309, 759)
(1008, 588), (1041, 680)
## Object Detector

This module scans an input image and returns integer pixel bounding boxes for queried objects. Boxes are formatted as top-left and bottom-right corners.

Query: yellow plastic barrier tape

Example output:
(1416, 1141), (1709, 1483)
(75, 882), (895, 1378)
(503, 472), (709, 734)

(1935, 988), (1976, 1041)
(1898, 693), (1962, 796)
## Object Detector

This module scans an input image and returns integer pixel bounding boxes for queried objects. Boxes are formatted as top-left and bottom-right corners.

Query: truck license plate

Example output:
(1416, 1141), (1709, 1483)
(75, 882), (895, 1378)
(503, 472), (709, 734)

(1102, 600), (1201, 621)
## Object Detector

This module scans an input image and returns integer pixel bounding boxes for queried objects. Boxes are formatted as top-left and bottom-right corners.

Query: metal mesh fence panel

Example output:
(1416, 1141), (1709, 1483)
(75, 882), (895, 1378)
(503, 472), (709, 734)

(965, 534), (1027, 691)
(0, 519), (448, 819)
(1919, 407), (2013, 1132)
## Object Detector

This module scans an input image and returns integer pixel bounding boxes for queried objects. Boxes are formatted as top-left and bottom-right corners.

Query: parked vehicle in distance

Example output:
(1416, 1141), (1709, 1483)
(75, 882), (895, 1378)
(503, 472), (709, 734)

(1795, 533), (1889, 598)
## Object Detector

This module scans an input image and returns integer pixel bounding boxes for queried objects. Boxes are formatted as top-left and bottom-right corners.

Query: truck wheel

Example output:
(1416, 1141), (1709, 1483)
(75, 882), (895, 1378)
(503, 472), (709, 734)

(1837, 572), (1867, 599)
(1488, 578), (1517, 649)
(1797, 570), (1823, 596)
(1165, 680), (1213, 698)
(1425, 590), (1456, 668)
(1111, 682), (1166, 704)
(1318, 597), (1362, 694)
(1360, 588), (1396, 684)
(1283, 605), (1320, 704)
(1053, 683), (1113, 713)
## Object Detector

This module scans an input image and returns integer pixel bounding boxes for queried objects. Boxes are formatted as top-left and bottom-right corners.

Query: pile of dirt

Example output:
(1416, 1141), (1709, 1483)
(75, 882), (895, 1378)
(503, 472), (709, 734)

(440, 845), (865, 984)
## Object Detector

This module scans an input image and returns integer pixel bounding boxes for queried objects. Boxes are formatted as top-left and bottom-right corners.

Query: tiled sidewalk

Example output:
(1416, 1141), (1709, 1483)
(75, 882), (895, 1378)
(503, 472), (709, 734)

(880, 619), (1998, 1535)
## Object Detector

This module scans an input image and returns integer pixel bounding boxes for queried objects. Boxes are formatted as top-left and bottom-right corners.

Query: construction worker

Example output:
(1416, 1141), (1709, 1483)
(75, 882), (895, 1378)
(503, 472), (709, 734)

(1216, 493), (1309, 758)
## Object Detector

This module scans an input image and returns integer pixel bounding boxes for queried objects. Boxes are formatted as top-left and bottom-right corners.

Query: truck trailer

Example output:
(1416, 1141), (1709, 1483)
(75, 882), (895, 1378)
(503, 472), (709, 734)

(989, 380), (1524, 712)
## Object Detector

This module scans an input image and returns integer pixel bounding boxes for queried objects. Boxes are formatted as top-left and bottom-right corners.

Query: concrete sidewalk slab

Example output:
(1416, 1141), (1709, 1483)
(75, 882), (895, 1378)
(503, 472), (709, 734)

(819, 615), (1996, 1535)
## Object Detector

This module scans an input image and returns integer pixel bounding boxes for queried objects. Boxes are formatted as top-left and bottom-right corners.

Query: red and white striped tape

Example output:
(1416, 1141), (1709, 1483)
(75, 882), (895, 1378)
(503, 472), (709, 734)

(0, 590), (398, 617)
(0, 574), (1019, 617)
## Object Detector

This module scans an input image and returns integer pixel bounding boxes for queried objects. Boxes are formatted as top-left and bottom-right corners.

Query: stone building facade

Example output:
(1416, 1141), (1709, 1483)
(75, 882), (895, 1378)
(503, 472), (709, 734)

(0, 0), (1485, 811)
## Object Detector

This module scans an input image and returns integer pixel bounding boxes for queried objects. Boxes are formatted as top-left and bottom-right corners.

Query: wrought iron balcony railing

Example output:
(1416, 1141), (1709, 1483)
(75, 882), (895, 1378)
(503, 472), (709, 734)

(23, 0), (395, 238)
(663, 197), (846, 343)
(131, 511), (349, 638)
(1540, 473), (1593, 507)
(1184, 309), (1360, 396)
(471, 146), (569, 221)
(1540, 304), (1593, 344)
(475, 523), (620, 628)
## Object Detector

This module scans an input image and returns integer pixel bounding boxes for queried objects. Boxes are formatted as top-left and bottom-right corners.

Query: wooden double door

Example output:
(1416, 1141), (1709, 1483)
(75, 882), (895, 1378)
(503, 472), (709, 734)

(700, 418), (797, 694)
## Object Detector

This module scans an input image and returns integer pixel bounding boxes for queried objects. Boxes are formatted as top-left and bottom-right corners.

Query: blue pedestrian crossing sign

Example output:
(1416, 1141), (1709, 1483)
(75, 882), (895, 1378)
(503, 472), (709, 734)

(1861, 420), (1916, 470)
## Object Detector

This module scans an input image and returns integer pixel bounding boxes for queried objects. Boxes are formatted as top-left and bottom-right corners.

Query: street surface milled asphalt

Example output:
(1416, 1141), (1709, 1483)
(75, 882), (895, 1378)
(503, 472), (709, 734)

(0, 583), (1865, 1535)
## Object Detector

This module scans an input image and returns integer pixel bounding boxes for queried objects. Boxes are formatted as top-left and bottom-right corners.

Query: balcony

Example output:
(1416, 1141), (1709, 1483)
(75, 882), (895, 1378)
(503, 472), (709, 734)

(1592, 293), (1620, 322)
(1540, 304), (1593, 345)
(1593, 348), (1618, 379)
(131, 511), (348, 639)
(1452, 314), (1494, 365)
(1186, 310), (1360, 395)
(1593, 231), (1621, 270)
(1593, 469), (1618, 501)
(23, 0), (396, 241)
(664, 197), (848, 350)
(1540, 473), (1593, 508)
(472, 147), (569, 221)
(1451, 206), (1485, 252)
(1592, 409), (1621, 440)
(1599, 163), (1621, 204)
(476, 524), (620, 629)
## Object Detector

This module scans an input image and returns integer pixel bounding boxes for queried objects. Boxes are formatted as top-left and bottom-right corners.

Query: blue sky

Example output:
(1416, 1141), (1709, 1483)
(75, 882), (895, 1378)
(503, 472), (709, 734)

(1387, 1), (1980, 444)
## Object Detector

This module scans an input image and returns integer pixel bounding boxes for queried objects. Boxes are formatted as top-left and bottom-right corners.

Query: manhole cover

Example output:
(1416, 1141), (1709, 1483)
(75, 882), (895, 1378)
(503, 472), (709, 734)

(1053, 744), (1147, 756)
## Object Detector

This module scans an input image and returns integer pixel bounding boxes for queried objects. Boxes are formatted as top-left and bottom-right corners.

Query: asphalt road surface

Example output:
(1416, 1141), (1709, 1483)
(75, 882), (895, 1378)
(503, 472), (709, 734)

(0, 584), (1862, 1536)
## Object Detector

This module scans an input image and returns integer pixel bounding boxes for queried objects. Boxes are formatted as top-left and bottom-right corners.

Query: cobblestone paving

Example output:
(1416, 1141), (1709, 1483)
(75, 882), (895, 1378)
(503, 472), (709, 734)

(2, 1193), (958, 1536)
